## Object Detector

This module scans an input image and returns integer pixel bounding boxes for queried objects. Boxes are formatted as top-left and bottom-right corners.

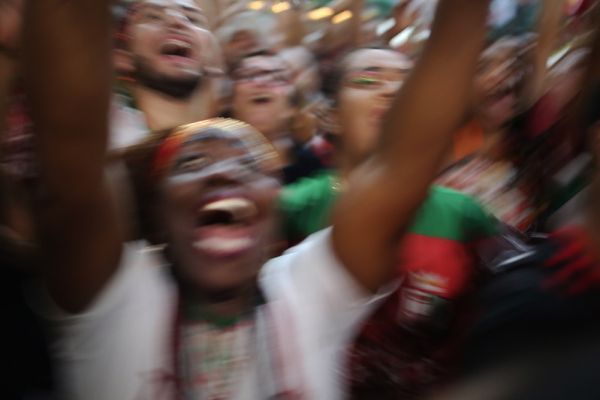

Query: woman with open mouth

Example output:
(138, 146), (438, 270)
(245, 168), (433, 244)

(21, 0), (489, 399)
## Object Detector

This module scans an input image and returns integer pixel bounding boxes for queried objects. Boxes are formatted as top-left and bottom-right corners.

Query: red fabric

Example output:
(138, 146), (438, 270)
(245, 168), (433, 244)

(525, 93), (561, 139)
(1, 84), (36, 180)
(543, 226), (600, 296)
(566, 0), (594, 16)
(398, 235), (475, 299)
(152, 132), (187, 181)
(307, 135), (335, 168)
(347, 234), (482, 398)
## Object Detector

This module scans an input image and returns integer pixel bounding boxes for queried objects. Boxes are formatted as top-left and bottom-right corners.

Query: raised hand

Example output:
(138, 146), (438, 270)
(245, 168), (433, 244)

(0, 0), (22, 56)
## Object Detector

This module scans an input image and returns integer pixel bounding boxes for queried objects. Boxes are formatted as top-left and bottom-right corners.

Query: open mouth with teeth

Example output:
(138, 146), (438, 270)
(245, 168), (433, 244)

(160, 40), (194, 62)
(193, 197), (260, 258)
(250, 95), (273, 105)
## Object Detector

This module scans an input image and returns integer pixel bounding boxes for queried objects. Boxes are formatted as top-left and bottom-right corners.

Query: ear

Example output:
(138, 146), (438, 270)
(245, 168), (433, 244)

(114, 48), (135, 77)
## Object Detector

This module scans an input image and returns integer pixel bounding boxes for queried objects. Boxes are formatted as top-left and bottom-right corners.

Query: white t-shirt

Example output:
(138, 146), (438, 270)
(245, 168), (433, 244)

(36, 229), (387, 400)
(109, 94), (149, 151)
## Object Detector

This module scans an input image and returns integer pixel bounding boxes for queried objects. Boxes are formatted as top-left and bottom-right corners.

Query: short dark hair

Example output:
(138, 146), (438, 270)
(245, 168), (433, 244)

(228, 50), (304, 109)
(227, 49), (279, 76)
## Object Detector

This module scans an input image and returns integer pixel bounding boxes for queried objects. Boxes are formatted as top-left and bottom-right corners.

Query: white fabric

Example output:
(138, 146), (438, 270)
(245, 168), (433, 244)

(109, 94), (149, 151)
(38, 229), (384, 400)
(489, 0), (517, 27)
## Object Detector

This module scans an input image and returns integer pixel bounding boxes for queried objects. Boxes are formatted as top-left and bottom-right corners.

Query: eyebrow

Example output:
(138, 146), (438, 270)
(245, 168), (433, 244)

(351, 66), (411, 74)
(235, 66), (288, 77)
(137, 3), (204, 16)
(182, 5), (203, 14)
(173, 153), (207, 170)
(242, 67), (287, 73)
(137, 3), (162, 11)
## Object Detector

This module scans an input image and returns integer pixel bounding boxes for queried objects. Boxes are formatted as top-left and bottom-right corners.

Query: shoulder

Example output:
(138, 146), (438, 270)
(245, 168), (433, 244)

(260, 228), (377, 306)
(278, 171), (338, 237)
(411, 186), (497, 240)
(427, 185), (482, 207)
(260, 229), (336, 286)
(280, 171), (336, 202)
(32, 241), (174, 323)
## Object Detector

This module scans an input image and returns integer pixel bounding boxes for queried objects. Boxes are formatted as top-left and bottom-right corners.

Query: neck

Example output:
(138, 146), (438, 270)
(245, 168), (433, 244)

(180, 282), (258, 325)
(133, 80), (217, 131)
(336, 148), (360, 182)
(271, 134), (294, 165)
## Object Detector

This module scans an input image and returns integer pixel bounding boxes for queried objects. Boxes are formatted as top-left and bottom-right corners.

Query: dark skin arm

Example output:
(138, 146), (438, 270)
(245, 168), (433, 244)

(23, 0), (488, 308)
(522, 0), (566, 108)
(0, 55), (13, 142)
(332, 0), (490, 292)
(23, 0), (120, 312)
(0, 0), (20, 136)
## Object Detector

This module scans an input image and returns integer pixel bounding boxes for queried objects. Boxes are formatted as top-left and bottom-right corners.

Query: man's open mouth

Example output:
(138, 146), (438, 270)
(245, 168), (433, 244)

(160, 39), (194, 61)
(193, 197), (259, 258)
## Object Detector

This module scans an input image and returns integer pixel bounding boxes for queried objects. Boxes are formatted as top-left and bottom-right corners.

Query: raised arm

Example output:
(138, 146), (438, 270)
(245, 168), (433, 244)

(23, 0), (121, 312)
(0, 54), (13, 142)
(0, 0), (20, 138)
(523, 0), (566, 108)
(332, 0), (490, 292)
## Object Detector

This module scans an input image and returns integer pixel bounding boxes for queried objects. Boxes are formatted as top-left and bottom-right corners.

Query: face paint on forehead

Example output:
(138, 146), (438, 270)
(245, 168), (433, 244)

(129, 0), (207, 25)
(136, 0), (200, 9)
(153, 118), (282, 182)
(183, 129), (245, 148)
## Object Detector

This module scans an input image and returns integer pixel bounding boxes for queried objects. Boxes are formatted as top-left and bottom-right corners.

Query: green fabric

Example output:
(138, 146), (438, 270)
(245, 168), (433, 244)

(279, 171), (339, 241)
(410, 186), (498, 240)
(279, 172), (497, 242)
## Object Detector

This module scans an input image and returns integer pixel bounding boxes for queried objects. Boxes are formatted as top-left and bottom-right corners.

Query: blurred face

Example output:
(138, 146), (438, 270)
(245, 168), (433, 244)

(474, 41), (522, 129)
(125, 0), (214, 97)
(231, 55), (294, 138)
(225, 30), (261, 61)
(280, 48), (321, 98)
(160, 125), (280, 293)
(336, 49), (413, 165)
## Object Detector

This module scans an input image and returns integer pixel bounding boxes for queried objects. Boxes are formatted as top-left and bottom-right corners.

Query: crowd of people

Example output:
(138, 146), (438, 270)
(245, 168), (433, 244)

(1, 0), (600, 399)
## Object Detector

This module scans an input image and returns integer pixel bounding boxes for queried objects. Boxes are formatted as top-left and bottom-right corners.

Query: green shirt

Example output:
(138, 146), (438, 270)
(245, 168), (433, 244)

(279, 171), (339, 241)
(279, 171), (497, 242)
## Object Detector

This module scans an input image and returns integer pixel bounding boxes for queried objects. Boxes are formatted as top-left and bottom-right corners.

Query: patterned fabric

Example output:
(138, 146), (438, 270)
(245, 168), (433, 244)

(437, 157), (537, 232)
(179, 319), (254, 400)
(280, 182), (498, 398)
(346, 187), (498, 399)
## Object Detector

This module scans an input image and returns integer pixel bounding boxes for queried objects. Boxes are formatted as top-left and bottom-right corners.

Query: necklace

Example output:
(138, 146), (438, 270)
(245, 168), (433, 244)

(170, 291), (306, 399)
(179, 316), (254, 400)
